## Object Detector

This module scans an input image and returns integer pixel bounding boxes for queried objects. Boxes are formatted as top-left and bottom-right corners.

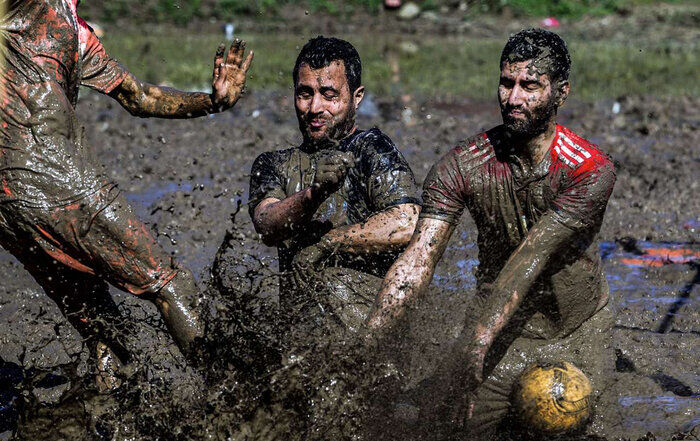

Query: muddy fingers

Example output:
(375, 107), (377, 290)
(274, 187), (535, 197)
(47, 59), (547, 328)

(214, 43), (225, 79)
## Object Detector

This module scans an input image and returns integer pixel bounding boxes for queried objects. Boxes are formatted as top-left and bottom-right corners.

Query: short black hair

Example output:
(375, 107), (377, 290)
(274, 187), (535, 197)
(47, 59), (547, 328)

(293, 36), (362, 93)
(500, 28), (571, 83)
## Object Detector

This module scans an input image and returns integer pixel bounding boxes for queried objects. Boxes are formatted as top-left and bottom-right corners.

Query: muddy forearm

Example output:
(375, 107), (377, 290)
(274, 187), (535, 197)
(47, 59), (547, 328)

(368, 217), (454, 329)
(252, 188), (323, 246)
(326, 203), (419, 255)
(110, 73), (216, 119)
(470, 213), (576, 352)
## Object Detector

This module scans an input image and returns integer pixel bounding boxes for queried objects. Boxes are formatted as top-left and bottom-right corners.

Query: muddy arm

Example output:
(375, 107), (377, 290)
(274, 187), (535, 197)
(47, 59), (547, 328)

(325, 203), (420, 254)
(252, 152), (353, 246)
(252, 190), (324, 246)
(108, 40), (253, 118)
(455, 212), (583, 388)
(109, 74), (213, 118)
(459, 160), (616, 386)
(367, 217), (455, 329)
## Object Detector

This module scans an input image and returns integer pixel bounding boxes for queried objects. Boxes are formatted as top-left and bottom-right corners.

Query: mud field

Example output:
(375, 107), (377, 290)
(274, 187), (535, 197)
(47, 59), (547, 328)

(0, 88), (697, 440)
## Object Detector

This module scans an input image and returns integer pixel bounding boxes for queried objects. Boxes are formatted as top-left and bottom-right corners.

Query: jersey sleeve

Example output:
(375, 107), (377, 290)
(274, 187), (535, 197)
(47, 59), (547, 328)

(363, 130), (421, 212)
(78, 17), (128, 93)
(551, 153), (616, 232)
(419, 147), (469, 225)
(248, 151), (287, 218)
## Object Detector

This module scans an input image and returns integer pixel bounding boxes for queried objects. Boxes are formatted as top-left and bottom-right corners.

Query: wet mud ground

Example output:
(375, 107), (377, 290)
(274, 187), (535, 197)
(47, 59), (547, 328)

(0, 90), (697, 440)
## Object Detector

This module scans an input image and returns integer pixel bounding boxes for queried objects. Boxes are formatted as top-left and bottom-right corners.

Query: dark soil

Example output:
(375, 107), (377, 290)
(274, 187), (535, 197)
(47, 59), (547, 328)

(0, 88), (697, 440)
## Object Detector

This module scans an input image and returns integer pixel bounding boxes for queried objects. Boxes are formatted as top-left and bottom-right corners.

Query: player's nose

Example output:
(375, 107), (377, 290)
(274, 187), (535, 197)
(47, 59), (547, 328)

(508, 85), (526, 106)
(309, 93), (324, 114)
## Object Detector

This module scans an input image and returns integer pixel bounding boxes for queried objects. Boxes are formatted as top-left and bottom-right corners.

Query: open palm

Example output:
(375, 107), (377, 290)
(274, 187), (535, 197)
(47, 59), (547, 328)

(211, 39), (254, 111)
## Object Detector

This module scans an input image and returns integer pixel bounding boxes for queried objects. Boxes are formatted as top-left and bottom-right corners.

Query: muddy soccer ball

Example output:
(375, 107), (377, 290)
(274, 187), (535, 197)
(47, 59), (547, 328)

(512, 361), (593, 435)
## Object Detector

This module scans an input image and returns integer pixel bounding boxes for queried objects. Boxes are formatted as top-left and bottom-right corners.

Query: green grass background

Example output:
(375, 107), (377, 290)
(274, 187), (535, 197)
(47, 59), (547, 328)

(81, 0), (689, 23)
(102, 31), (698, 100)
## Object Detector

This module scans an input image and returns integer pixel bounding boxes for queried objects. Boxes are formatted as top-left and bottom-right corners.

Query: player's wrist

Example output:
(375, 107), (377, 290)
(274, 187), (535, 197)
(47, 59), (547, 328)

(307, 184), (329, 205)
(208, 92), (226, 113)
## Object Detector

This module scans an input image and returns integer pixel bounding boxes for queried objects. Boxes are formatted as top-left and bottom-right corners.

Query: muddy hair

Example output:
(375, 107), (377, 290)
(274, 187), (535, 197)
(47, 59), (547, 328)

(293, 36), (362, 93)
(500, 28), (571, 83)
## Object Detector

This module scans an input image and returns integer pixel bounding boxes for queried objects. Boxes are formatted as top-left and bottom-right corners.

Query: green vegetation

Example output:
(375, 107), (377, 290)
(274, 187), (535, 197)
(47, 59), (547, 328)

(101, 31), (698, 100)
(80, 0), (385, 24)
(481, 0), (621, 16)
(81, 0), (689, 23)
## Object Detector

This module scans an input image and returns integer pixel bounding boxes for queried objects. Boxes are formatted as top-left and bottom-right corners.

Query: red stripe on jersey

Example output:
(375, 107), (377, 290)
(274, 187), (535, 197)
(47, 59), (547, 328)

(551, 125), (610, 176)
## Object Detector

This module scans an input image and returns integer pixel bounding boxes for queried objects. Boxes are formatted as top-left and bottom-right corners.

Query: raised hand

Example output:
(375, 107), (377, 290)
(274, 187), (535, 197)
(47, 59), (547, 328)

(211, 39), (254, 112)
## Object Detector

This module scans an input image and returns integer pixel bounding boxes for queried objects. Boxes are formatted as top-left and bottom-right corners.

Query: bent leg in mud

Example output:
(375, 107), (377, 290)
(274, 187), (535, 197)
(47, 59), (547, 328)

(0, 184), (204, 357)
(61, 185), (205, 356)
(0, 220), (127, 354)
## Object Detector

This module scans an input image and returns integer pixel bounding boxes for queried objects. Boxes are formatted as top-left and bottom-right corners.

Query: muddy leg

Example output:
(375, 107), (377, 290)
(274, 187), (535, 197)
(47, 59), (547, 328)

(8, 250), (130, 366)
(152, 269), (204, 357)
(62, 186), (205, 359)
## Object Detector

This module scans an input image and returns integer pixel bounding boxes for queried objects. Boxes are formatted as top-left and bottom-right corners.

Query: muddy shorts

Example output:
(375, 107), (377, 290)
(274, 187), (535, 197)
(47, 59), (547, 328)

(283, 267), (380, 342)
(0, 183), (178, 295)
(464, 304), (614, 439)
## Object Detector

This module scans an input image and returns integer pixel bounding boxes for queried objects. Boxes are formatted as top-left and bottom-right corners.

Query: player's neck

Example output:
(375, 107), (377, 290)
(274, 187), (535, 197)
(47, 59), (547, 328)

(301, 125), (358, 153)
(516, 120), (557, 167)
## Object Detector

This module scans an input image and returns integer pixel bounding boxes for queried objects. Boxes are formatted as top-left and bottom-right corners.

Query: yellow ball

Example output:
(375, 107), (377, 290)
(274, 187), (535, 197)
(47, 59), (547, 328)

(512, 361), (593, 435)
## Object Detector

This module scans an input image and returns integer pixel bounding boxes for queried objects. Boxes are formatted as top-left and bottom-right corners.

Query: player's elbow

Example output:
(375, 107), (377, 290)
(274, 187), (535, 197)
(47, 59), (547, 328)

(111, 75), (151, 118)
(124, 90), (154, 118)
(252, 217), (282, 247)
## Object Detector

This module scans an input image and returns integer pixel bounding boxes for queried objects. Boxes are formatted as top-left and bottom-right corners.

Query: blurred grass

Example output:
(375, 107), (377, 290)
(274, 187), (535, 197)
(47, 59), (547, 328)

(81, 0), (691, 23)
(101, 31), (699, 100)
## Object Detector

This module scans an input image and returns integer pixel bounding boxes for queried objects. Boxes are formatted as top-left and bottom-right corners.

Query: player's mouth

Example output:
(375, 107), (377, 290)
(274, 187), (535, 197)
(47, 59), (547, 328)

(309, 119), (327, 129)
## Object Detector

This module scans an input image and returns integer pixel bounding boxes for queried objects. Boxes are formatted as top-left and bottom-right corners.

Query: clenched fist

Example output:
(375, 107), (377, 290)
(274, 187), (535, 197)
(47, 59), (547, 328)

(311, 151), (355, 201)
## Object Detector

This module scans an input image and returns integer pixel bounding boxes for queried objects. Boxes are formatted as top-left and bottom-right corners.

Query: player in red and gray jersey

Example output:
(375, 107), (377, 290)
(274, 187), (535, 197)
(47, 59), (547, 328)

(421, 123), (615, 309)
(368, 29), (616, 438)
(0, 0), (253, 362)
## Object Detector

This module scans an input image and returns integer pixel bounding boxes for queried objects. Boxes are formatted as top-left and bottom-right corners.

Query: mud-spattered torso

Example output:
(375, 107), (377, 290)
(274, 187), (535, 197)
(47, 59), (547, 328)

(0, 0), (127, 207)
(248, 128), (420, 273)
(421, 124), (616, 336)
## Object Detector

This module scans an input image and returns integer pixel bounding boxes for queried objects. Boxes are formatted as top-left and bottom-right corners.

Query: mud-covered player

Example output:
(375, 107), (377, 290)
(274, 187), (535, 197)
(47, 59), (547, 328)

(368, 29), (616, 437)
(0, 0), (252, 363)
(249, 37), (420, 338)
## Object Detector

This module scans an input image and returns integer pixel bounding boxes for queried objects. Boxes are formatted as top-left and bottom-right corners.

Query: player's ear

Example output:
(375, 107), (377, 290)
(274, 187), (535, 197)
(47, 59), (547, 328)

(353, 85), (365, 110)
(556, 80), (570, 107)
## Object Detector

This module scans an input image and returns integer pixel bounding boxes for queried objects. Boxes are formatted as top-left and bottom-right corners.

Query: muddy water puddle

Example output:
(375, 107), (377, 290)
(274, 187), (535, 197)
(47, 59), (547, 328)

(620, 395), (700, 433)
(125, 180), (216, 278)
(601, 240), (699, 436)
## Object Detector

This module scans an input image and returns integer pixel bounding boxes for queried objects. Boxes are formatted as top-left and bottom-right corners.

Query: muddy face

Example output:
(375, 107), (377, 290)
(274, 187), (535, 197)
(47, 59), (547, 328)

(498, 60), (563, 138)
(294, 61), (364, 149)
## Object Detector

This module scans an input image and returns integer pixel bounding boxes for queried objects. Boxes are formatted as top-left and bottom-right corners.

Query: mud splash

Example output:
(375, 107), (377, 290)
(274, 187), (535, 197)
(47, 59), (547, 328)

(0, 90), (697, 440)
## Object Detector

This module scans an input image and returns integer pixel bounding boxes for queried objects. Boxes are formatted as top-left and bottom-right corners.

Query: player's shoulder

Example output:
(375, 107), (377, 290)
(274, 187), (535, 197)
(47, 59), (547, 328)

(553, 125), (614, 174)
(252, 147), (295, 169)
(449, 129), (496, 168)
(349, 127), (398, 154)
